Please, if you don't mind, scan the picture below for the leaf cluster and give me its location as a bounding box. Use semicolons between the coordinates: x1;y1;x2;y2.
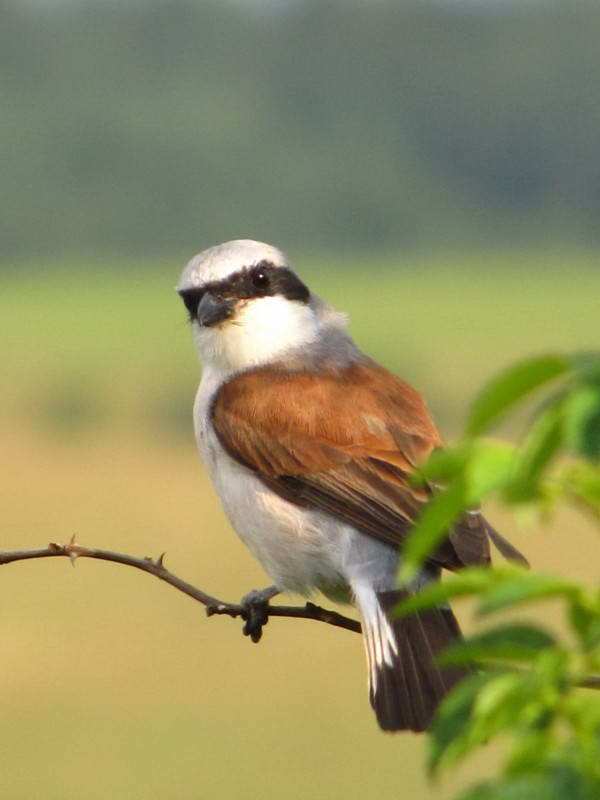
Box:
398;352;600;798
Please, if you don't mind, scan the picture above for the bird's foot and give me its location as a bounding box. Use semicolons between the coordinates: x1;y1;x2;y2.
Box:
240;586;280;643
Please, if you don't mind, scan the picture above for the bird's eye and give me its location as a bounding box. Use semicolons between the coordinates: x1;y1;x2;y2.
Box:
252;270;270;290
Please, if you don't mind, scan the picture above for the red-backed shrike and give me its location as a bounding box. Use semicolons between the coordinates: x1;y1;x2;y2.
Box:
177;240;525;732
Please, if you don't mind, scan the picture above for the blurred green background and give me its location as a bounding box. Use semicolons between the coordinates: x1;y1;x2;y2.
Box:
2;1;600;798
3;0;600;256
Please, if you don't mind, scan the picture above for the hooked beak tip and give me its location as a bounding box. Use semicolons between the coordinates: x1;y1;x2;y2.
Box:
197;293;235;327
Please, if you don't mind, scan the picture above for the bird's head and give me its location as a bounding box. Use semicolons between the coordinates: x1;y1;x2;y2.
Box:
177;240;332;374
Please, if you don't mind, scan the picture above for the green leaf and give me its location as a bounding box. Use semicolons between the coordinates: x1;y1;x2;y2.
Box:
568;596;600;652
570;351;600;384
456;774;578;800
477;573;579;616
395;567;500;616
564;385;600;462
439;623;556;665
559;463;600;518
506;728;553;773
412;444;469;486
464;439;516;503
399;477;467;582
428;671;496;775
401;440;515;582
471;672;526;729
505;405;564;502
466;354;571;437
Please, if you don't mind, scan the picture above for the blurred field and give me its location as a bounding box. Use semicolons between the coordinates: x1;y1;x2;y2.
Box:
1;250;600;799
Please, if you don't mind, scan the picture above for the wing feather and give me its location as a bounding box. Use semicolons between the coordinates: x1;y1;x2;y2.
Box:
211;360;505;570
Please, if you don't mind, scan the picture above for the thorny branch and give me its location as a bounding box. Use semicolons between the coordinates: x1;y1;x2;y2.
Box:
0;538;362;636
1;539;599;691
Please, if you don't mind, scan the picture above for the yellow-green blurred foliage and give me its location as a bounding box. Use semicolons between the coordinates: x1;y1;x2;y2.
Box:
1;250;599;799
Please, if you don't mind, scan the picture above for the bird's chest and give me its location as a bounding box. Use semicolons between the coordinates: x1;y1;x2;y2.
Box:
194;384;346;596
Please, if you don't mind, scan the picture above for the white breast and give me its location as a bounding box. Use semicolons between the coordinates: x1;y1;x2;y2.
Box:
193;369;351;596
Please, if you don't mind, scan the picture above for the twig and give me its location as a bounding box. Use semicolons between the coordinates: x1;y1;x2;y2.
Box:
0;538;362;635
2;539;599;692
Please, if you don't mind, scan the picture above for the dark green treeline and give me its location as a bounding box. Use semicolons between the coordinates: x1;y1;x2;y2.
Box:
2;0;599;258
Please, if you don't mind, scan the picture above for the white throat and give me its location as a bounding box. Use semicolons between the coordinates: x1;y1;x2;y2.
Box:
194;294;319;377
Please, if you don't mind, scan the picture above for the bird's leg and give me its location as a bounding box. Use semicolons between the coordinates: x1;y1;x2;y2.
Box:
240;585;280;643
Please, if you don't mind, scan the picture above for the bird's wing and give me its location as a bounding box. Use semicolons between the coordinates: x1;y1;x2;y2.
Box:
211;360;522;570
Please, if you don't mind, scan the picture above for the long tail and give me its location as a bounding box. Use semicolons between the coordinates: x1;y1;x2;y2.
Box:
354;586;468;732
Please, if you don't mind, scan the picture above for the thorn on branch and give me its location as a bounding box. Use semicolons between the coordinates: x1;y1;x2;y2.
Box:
64;534;81;566
3;539;600;692
2;540;359;640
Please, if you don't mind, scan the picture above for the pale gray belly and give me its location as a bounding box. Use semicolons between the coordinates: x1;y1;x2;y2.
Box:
196;406;398;597
205;439;350;594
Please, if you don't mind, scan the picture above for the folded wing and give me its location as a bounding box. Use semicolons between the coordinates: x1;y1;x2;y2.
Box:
211;359;525;571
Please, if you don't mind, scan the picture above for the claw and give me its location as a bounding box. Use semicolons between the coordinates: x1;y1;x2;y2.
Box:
240;586;279;644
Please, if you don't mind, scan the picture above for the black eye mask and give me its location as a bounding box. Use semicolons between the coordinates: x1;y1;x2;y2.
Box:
178;260;310;322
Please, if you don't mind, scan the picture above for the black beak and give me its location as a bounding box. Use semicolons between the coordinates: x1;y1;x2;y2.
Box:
197;292;235;327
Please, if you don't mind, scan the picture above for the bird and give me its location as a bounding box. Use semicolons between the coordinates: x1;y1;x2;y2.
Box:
176;239;526;733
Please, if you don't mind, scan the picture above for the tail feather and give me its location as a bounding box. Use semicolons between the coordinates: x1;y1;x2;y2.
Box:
356;587;467;732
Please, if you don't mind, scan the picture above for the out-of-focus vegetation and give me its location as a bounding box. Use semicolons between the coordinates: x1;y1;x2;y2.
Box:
2;254;600;799
2;0;600;257
399;352;600;799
